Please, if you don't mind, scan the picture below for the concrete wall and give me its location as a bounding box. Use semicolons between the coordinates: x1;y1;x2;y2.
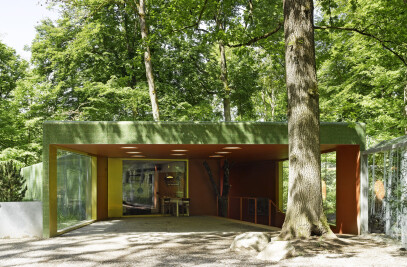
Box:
21;163;43;201
0;201;43;238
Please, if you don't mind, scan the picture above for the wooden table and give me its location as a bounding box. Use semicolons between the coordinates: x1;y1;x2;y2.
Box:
161;197;182;217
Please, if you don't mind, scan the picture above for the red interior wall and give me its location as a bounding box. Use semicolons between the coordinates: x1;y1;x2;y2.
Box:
334;145;360;235
229;160;277;200
188;159;220;215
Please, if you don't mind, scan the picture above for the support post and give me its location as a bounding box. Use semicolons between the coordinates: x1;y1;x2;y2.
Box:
255;198;258;224
91;156;97;220
48;146;57;237
227;196;230;218
240;197;242;221
216;195;219;216
360;154;369;234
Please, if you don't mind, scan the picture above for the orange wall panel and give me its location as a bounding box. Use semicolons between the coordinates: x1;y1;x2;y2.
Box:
188;159;220;216
97;156;108;220
335;145;360;235
229;161;277;200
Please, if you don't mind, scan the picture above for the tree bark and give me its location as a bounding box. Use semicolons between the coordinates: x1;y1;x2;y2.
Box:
215;1;231;122
279;0;335;239
269;87;276;121
219;41;231;121
137;0;160;121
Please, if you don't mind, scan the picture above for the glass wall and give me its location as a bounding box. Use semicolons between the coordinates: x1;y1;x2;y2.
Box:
57;150;92;231
122;160;186;215
368;149;407;248
321;151;337;225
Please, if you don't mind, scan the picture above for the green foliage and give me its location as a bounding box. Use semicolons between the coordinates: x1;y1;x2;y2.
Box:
0;160;27;201
0;0;406;164
0;42;27;99
321;152;337;224
316;0;407;141
0;41;29;154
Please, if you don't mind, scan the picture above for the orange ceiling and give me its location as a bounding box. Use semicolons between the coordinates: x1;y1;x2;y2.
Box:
55;144;339;161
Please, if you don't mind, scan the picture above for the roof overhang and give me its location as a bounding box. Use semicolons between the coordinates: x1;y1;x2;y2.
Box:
43;121;365;161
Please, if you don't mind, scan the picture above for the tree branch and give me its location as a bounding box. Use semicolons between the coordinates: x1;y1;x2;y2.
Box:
314;25;407;67
244;0;253;30
172;0;208;33
195;0;208;30
227;22;283;48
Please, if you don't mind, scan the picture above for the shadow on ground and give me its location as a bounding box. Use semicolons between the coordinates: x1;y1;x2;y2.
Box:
0;216;406;267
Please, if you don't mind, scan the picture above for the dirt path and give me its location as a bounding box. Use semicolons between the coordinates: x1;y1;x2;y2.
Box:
0;217;405;266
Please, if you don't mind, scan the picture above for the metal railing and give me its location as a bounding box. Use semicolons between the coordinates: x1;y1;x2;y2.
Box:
219;196;285;228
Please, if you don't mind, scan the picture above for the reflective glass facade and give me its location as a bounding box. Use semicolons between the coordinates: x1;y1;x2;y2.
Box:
57;150;93;231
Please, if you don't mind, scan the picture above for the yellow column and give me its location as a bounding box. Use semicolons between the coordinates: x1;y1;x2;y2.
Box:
92;156;97;220
186;160;189;198
108;158;123;217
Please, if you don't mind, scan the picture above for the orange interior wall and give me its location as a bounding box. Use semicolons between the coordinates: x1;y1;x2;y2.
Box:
334;145;360;235
97;156;108;220
229;160;277;200
158;172;186;197
188;159;220;216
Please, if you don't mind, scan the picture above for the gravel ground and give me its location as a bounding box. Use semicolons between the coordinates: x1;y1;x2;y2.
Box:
0;216;406;267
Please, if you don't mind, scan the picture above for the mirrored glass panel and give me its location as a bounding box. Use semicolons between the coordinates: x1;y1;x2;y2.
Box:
57;150;92;231
122;160;186;215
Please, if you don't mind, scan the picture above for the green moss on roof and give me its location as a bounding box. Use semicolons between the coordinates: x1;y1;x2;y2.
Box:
43;121;365;148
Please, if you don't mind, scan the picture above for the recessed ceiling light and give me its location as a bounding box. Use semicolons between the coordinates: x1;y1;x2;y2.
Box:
126;151;142;154
223;146;242;150
209;155;224;158
122;146;138;149
131;155;145;158
171;149;188;152
171;154;186;156
215;151;231;154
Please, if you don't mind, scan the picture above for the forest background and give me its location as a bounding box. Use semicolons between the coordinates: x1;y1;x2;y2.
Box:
0;0;406;167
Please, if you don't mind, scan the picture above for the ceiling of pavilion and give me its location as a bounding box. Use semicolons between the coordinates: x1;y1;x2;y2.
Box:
56;144;339;161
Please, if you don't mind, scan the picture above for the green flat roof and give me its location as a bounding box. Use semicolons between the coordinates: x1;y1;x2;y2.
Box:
43;121;365;149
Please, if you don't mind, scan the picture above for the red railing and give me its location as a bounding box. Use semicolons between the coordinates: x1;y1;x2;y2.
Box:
220;196;285;228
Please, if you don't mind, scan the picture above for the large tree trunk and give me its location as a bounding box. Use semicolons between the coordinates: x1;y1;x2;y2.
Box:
137;0;160;121
215;2;231;122
279;0;335;239
219;41;231;121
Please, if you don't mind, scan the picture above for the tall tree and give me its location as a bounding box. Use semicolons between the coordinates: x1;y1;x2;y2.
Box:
0;41;29;154
136;0;160;121
279;0;334;239
215;1;231;121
